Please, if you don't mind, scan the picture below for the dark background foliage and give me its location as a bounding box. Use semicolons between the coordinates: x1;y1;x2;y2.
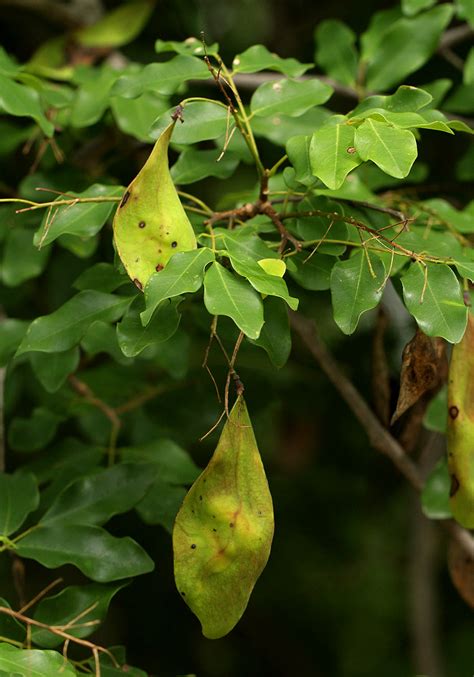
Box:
0;1;473;676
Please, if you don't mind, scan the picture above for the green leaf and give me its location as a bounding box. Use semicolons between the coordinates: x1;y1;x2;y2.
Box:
293;197;349;255
203;262;264;339
314;20;358;86
464;47;474;85
0;319;28;366
401;0;436;16
155;36;219;57
249;297;291;368
171;147;240;184
250;78;332;118
16;291;132;355
330;252;385;334
310;121;362;189
0;473;39;536
70;67;119;127
354;119;417;178
81;321;132;365
286;135;314;186
223;234;298;310
423;386;448;433
421;197;474;233
75;0;155;47
455;0;474;26
365;6;453;91
74;263;129;293
2;228;50;286
0;644;76;677
288;252;334;290
41;463;155;526
232;45;312;76
120;439;199;484
8;408;62;453
17;524;154;582
111;91;168;142
0;598;25;643
0;47;20;77
34;184;122;247
112;56;210;99
136;480;187;533
142;248;214;325
117;297;182;357
30;348;79;393
402;263;468;342
253;107;331;147
150;101;229;143
0;74;54;136
421;457;452;519
32;583;126;648
444;83;474;114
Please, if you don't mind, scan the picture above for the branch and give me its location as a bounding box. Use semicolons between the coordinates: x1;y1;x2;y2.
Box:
439;23;474;50
289;311;474;560
232;72;359;99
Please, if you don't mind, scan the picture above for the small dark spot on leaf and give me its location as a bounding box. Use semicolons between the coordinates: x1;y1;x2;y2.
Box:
449;405;459;420
450;474;460;497
155;264;164;272
120;190;130;208
203;479;206;483
258;510;262;515
138;221;146;228
199;495;203;501
212;515;215;518
229;522;234;528
133;278;143;291
171;241;178;248
212;528;217;532
191;544;196;549
180;591;186;596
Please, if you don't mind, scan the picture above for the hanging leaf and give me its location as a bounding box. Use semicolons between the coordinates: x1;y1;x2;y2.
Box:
173;396;274;639
391;329;446;424
0;473;39;536
447;313;474;528
330;252;385;334
402;263;467;343
113;121;197;291
75;0;155;48
314;20;358;86
203;262;264;339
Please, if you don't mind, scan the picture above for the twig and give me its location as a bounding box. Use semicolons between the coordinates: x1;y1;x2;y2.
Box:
439;23;474;50
68;375;121;466
0;606;116;664
224;331;245;416
289;311;474;560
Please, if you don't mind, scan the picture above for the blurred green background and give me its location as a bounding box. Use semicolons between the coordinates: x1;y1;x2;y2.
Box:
0;1;472;676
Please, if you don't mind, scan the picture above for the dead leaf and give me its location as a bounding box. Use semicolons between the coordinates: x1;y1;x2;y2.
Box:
391;329;446;425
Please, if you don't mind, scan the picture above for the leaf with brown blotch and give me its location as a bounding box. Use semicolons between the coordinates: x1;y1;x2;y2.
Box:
113;120;196;292
391;329;446;425
448;538;474;609
447;313;474;528
173;396;274;639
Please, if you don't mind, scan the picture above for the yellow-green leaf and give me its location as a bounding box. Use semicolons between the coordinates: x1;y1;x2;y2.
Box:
173;396;274;639
113;121;197;290
257;258;286;277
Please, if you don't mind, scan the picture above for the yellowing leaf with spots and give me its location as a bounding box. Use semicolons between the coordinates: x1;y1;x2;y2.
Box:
448;313;474;528
173;396;274;639
113;120;196;290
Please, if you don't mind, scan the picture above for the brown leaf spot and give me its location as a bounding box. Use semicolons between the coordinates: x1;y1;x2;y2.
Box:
449;405;459;420
155;264;164;272
120;190;130;208
347;146;357;154
171;241;178;248
191;544;196;549
450;474;460;497
138;221;146;228
229;522;234;528
133;278;143;291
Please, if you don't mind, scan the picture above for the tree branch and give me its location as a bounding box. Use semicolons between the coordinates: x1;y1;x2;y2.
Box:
289;311;474;560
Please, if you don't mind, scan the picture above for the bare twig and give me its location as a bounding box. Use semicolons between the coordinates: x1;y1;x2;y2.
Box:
439;23;474;50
